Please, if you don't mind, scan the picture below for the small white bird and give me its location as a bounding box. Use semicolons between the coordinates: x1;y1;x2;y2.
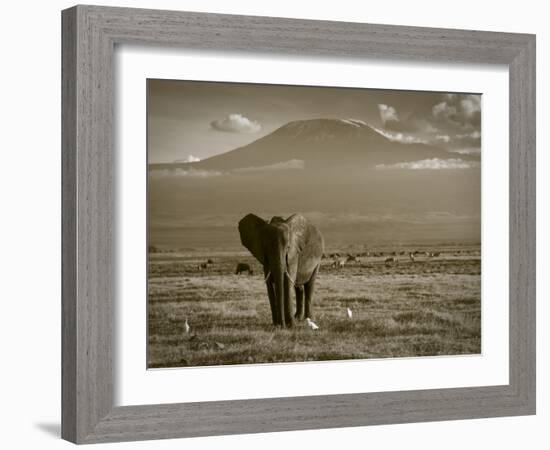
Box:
306;318;319;330
347;308;353;319
184;318;190;334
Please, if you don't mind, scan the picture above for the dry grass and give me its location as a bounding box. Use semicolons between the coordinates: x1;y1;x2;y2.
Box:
147;247;481;368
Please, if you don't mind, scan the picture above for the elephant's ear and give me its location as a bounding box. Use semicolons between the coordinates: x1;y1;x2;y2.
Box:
238;214;267;265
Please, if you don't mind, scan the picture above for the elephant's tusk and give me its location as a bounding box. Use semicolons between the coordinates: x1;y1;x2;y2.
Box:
284;270;296;287
264;270;295;285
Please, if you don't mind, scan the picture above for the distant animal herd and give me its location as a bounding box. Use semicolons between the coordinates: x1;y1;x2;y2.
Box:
182;248;448;276
148;246;460;278
325;250;442;268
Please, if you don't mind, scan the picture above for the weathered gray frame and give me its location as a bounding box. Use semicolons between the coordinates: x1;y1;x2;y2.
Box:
61;4;536;444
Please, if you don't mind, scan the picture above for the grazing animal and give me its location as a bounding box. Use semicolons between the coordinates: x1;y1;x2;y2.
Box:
346;254;359;263
385;257;398;265
198;259;214;270
332;258;346;269
184;318;190;334
306;318;319;330
239;213;324;328
347;308;353;319
235;262;254;275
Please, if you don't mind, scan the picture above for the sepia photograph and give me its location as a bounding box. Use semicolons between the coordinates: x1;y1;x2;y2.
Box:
147;79;482;368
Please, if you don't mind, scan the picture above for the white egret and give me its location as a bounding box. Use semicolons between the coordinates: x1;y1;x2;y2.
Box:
184;318;190;334
306;318;319;330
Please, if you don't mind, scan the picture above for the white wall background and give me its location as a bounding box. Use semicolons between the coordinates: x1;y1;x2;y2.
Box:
0;0;546;448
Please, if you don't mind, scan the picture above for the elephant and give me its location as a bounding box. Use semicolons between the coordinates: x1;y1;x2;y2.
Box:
235;262;254;275
238;213;324;328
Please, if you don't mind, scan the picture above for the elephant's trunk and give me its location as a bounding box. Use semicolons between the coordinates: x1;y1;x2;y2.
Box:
272;262;286;327
271;248;295;328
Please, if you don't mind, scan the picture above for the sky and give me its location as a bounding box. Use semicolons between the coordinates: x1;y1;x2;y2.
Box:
147;79;481;164
147;80;482;248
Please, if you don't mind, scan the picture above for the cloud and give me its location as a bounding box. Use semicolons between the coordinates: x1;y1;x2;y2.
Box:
372;127;428;144
455;131;481;139
233;159;305;173
450;130;481;151
375;94;481;146
378;104;399;124
431;94;481;129
447;148;481;155
460;95;481;118
149;168;223;178
376;158;480;170
378;105;436;134
210;113;262;133
173;155;201;163
432;102;458;119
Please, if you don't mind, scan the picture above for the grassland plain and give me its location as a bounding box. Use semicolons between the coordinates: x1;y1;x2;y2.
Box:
147;245;481;368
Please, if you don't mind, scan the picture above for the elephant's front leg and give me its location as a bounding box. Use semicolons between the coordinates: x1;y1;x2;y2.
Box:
294;286;305;321
266;280;279;326
304;265;319;320
283;275;294;328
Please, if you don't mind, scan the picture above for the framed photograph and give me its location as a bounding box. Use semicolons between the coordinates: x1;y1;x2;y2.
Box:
62;5;536;444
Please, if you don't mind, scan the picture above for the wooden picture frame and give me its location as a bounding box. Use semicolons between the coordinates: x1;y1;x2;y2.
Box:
61;5;536;444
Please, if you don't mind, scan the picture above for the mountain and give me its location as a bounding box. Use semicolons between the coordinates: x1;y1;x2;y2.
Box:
147;118;481;248
149;118;478;172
